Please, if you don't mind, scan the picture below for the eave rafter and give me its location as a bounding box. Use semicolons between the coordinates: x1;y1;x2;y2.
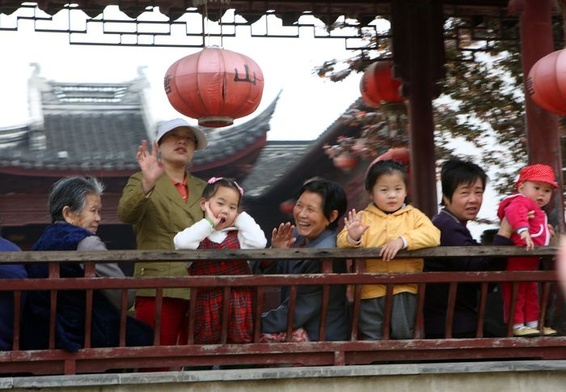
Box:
0;1;528;51
2;1;392;21
0;1;514;24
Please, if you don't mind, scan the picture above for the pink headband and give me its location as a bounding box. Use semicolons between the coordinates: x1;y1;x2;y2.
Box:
208;177;244;196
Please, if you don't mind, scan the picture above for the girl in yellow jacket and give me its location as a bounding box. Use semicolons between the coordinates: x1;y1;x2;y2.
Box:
338;159;440;340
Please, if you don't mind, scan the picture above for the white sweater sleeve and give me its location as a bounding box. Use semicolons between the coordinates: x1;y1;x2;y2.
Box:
235;211;267;249
173;219;215;250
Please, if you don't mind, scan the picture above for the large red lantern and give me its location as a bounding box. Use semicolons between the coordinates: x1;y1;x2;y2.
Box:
526;49;566;116
360;61;404;107
164;47;264;128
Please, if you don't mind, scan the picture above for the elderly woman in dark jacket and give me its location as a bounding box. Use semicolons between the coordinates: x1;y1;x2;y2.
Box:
0;229;27;351
21;176;153;352
255;178;350;341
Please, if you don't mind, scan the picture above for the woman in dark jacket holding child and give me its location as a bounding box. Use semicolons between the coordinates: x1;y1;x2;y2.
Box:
423;159;514;339
21;176;153;352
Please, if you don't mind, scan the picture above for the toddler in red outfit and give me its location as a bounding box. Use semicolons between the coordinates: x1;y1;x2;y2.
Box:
497;164;558;337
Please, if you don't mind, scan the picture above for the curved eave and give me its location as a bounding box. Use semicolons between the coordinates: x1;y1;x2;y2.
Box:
193;134;267;172
192;92;279;168
248;98;363;201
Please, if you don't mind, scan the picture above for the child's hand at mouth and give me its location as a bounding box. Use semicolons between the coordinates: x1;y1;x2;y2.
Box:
203;201;221;228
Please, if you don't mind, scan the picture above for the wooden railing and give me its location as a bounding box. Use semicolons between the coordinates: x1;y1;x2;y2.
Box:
0;246;564;375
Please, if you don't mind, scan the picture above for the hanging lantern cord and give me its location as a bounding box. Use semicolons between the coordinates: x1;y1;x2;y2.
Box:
204;2;210;47
193;0;229;48
219;1;224;48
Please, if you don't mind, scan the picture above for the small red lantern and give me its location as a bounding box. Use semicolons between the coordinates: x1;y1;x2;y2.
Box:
360;61;404;107
279;199;295;215
526;49;566;115
164;47;265;128
368;147;411;177
333;152;359;171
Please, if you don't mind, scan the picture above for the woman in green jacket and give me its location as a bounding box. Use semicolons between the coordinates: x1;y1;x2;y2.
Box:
118;118;208;347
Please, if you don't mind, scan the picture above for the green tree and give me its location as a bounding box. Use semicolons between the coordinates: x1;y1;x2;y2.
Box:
435;42;527;198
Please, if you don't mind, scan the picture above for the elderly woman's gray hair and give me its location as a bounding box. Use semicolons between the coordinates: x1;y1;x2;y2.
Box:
48;177;105;223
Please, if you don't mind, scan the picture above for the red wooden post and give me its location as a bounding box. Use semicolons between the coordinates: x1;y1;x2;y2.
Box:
521;0;565;232
391;0;444;218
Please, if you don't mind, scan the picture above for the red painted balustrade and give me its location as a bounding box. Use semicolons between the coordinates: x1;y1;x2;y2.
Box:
0;246;563;375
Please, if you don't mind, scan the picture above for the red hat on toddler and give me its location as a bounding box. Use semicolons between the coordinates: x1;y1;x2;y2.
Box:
515;163;559;189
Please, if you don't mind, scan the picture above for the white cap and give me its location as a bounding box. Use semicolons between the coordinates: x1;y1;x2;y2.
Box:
155;118;208;151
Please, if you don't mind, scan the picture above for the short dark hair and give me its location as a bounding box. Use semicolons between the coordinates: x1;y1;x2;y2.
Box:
365;159;408;192
49;177;104;222
297;178;347;230
440;159;487;205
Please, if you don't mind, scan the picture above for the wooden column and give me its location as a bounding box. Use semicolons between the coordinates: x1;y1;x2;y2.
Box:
520;0;565;232
391;0;445;218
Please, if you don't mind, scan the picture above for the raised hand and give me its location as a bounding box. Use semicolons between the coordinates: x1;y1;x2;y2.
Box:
343;209;369;243
136;140;164;194
271;222;296;249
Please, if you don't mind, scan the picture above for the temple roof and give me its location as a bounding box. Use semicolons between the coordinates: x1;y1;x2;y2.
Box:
0;68;278;184
241;140;311;198
0;68;282;227
0;59;368;231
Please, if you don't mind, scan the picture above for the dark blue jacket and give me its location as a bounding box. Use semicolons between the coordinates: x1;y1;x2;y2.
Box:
256;229;351;341
21;223;153;352
0;236;26;351
423;209;512;337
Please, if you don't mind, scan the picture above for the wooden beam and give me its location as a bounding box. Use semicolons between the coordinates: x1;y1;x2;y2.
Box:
520;0;565;232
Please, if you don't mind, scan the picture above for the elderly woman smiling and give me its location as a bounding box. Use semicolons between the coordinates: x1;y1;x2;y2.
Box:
255;178;350;342
21;176;152;352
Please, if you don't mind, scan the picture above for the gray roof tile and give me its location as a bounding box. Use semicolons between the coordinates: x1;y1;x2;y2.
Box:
0;77;279;175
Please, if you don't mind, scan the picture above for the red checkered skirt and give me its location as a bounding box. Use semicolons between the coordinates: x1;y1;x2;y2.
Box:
189;232;256;344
